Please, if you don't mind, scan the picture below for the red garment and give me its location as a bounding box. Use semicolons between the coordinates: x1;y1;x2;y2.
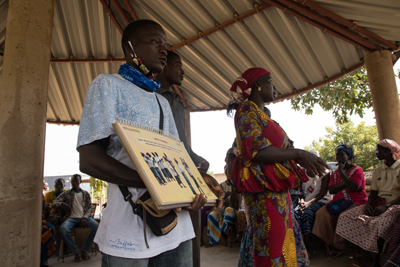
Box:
230;101;307;267
328;165;368;205
231;101;307;193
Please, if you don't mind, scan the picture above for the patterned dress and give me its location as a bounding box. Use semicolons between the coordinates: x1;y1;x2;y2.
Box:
230;101;307;267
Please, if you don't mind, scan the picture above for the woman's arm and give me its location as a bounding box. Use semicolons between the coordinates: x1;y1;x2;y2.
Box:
329;183;347;194
337;163;358;192
364;190;378;216
253;146;328;177
309;173;330;203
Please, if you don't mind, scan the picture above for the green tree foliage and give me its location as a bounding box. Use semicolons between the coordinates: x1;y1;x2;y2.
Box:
304;121;380;171
291;68;372;124
90;177;107;205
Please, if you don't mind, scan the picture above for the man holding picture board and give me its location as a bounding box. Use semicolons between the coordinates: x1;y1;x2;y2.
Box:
77;20;222;267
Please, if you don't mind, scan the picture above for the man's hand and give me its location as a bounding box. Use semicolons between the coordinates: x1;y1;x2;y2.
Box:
197;157;210;174
364;203;374;216
176;194;207;213
61;203;71;213
80;218;88;229
202;173;224;210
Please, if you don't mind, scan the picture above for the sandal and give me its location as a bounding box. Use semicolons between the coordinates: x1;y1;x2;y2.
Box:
329;250;343;258
81;252;90;261
74;253;82;262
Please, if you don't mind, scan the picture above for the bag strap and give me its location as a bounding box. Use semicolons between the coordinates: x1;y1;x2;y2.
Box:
118;185;139;214
155;94;164;130
118;93;164;249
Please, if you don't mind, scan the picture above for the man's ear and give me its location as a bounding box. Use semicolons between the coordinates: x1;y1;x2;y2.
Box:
123;42;135;56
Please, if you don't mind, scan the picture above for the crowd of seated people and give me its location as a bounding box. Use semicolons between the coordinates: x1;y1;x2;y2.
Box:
291;140;400;267
40;174;99;265
219;132;400;267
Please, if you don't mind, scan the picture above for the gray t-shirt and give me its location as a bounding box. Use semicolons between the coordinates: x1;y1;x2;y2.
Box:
156;88;201;164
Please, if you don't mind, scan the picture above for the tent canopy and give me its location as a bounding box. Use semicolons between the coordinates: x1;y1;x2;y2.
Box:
0;0;399;124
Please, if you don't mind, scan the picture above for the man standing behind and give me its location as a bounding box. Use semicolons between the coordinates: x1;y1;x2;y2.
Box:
156;51;222;267
51;174;99;262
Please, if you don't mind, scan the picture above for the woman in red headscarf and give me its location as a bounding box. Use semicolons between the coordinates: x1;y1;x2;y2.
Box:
226;68;328;267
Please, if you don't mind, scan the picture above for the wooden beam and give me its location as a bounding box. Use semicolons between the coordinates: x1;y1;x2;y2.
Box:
51;57;125;63
99;0;123;34
263;0;372;52
273;61;365;102
47;120;79;126
170;3;272;51
299;0;398;50
110;0;131;25
186;110;191;146
191;107;227;112
122;0;139;21
273;0;381;51
173;85;192;112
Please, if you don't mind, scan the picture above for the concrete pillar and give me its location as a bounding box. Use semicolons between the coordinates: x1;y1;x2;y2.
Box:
186;109;191;146
0;0;54;266
364;50;400;144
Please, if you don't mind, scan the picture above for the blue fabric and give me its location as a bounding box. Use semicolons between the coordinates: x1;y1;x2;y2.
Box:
207;208;236;245
101;240;192;267
77;73;178;156
59;217;99;254
118;63;161;92
300;201;325;238
336;143;355;160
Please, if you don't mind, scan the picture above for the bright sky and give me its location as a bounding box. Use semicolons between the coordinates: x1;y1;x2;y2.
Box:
43;62;400;177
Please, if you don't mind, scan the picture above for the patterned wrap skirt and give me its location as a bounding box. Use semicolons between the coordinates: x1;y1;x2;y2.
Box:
336;205;400;253
387;218;400;266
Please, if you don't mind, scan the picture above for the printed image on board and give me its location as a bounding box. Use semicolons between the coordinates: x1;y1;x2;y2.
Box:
113;120;217;209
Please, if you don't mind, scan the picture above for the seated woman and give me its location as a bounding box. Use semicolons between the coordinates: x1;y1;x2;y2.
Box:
227;68;328;267
336;139;400;267
207;145;244;246
297;150;332;245
312;143;368;257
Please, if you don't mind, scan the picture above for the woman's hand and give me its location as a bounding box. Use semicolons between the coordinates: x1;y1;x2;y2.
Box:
337;162;345;172
296;150;329;177
364;203;374;216
373;204;388;216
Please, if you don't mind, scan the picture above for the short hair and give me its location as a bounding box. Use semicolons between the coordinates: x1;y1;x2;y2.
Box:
55;178;65;186
71;174;81;183
166;50;181;65
121;19;162;55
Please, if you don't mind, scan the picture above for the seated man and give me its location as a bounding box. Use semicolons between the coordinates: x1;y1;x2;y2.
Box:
44;178;66;225
51;174;99;262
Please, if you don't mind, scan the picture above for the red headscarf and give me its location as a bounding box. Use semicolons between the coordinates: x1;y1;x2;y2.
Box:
229;68;270;105
378;139;400;160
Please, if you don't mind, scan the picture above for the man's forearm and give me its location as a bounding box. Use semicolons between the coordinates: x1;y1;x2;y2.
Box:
79;142;146;188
